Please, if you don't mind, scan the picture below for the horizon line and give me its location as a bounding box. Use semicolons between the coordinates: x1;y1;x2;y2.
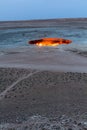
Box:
0;17;87;22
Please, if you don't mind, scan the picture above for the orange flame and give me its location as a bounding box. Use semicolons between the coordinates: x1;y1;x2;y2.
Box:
36;42;59;47
29;38;72;47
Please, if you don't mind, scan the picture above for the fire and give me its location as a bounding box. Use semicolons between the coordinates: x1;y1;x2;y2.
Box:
29;38;72;47
36;42;59;47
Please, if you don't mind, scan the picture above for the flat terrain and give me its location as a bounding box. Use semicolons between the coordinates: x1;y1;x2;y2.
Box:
0;18;87;29
0;68;87;124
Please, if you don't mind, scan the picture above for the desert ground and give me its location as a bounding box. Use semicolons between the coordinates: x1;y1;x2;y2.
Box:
0;47;87;129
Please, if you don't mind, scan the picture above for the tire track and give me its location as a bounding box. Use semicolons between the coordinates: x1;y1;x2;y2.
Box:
0;70;40;100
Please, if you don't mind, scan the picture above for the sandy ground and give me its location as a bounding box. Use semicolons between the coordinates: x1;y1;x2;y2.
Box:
0;18;87;29
0;47;87;129
0;68;87;129
0;46;87;72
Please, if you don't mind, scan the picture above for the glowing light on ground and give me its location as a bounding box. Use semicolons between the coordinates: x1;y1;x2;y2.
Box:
29;38;72;47
36;42;59;47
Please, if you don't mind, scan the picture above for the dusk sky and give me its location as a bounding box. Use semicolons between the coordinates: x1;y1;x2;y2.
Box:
0;0;87;21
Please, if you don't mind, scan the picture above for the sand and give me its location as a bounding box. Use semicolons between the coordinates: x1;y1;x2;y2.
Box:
0;47;87;129
0;68;87;129
0;46;87;72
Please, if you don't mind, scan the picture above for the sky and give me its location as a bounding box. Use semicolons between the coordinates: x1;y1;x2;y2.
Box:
0;0;87;21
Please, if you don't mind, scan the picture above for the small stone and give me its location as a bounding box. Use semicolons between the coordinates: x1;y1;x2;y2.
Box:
68;128;72;130
78;122;82;126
